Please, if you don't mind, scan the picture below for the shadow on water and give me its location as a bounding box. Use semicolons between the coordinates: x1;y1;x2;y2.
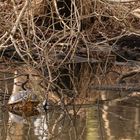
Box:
1;71;140;140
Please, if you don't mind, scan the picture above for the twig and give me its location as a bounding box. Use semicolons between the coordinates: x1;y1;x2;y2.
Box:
0;0;29;45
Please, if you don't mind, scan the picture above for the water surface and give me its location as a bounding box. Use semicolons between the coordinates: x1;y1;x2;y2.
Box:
1;72;140;140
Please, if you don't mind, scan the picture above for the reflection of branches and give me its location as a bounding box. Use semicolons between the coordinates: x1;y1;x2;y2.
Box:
97;99;104;140
48;113;65;139
46;105;87;140
52;114;64;132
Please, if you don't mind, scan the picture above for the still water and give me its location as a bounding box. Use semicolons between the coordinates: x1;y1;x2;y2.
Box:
1;100;140;140
1;72;140;140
